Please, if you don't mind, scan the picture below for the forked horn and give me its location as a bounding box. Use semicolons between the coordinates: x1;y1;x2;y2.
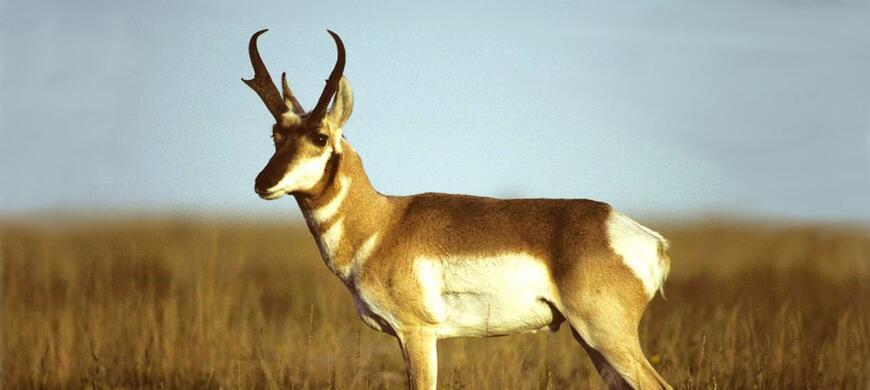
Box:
242;29;287;121
307;30;346;124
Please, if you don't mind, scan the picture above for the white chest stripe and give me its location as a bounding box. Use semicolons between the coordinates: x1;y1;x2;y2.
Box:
350;232;380;273
317;218;345;272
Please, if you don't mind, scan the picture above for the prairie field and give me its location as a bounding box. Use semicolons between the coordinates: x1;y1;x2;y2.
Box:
1;217;868;389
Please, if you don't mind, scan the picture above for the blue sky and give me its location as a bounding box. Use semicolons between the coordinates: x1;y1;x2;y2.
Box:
1;1;869;221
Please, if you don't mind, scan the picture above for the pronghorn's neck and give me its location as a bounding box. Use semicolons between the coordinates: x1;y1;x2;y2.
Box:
296;139;392;279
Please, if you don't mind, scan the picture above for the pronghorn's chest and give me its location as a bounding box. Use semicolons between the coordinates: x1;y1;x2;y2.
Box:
348;280;398;336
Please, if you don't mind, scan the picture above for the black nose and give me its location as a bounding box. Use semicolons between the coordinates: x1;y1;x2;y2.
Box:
254;169;279;194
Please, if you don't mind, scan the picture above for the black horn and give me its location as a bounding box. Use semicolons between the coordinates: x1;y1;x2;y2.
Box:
242;29;287;121
307;30;346;124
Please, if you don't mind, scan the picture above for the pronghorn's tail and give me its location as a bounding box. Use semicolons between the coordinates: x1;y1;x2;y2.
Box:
655;236;671;298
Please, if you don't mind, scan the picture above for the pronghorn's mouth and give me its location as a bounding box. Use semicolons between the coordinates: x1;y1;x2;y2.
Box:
256;187;286;200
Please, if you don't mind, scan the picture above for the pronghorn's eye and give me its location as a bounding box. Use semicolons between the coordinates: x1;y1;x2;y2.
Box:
312;133;329;147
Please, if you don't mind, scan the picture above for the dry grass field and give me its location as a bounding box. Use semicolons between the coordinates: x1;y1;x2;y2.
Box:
1;217;867;389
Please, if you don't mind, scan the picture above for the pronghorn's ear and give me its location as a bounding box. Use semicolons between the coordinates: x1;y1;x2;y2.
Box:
326;76;353;130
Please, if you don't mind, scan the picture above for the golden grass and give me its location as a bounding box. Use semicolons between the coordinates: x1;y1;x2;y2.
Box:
1;218;867;389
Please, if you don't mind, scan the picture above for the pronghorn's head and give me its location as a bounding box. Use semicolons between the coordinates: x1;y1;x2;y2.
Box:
244;29;353;200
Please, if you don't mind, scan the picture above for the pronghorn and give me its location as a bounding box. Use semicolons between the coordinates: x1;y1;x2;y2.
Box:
244;29;672;390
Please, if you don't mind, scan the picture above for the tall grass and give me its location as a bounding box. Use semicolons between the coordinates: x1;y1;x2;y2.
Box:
1;218;867;388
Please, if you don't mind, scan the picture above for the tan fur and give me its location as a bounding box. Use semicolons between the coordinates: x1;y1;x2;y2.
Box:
289;142;671;389
247;39;671;389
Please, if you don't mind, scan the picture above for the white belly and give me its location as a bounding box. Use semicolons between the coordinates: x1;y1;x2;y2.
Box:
416;253;560;339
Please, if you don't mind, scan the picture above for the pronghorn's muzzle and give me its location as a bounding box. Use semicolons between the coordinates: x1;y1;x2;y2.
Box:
254;162;284;199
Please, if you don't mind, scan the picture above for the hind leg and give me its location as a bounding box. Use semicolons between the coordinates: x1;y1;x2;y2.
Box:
562;299;671;390
570;327;634;389
569;325;670;390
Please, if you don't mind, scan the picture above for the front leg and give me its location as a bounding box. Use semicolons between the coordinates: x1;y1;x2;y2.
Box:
397;327;438;390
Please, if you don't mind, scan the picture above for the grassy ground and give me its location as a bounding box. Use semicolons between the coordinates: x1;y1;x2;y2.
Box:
1;218;867;389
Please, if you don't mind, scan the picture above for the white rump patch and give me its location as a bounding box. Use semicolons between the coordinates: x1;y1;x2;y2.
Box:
414;254;558;339
606;211;667;298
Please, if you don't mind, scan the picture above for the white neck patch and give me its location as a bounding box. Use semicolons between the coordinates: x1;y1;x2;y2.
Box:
312;176;350;223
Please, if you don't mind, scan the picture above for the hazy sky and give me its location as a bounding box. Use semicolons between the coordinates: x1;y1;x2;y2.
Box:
1;0;869;221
